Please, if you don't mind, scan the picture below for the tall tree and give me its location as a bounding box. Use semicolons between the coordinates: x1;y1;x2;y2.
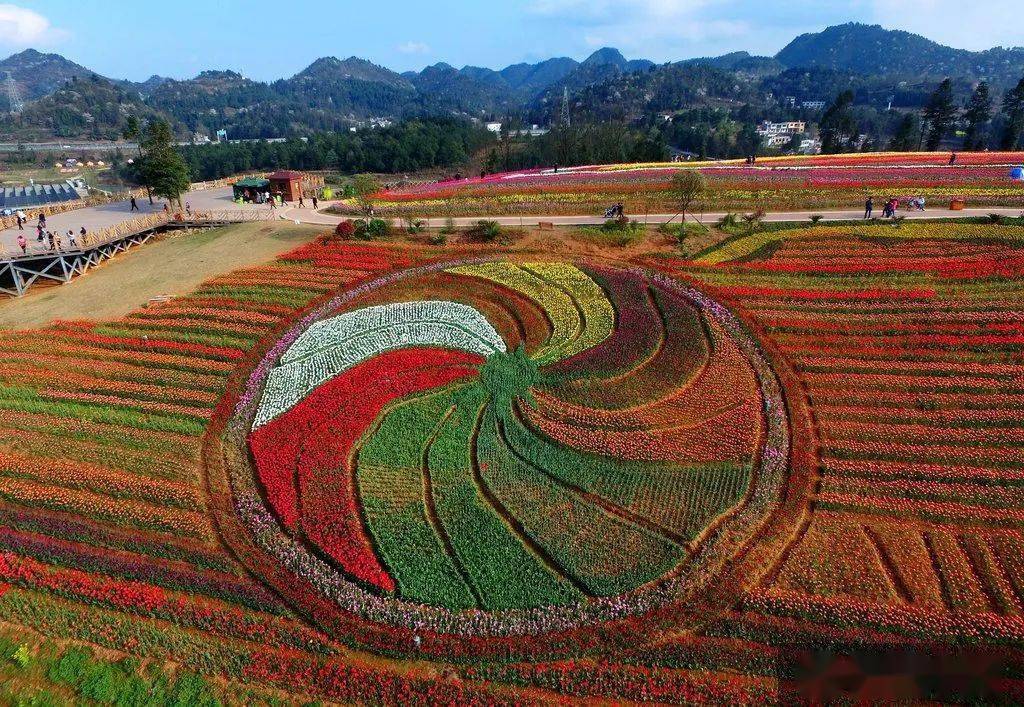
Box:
923;79;957;151
962;82;993;150
123;114;153;204
352;174;381;217
889;114;920;151
139;119;191;207
1001;77;1024;150
819;91;856;154
667;171;707;226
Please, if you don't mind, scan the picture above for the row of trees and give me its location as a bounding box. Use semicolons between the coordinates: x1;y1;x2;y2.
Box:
177;119;494;181
485;123;667;172
821;76;1024;153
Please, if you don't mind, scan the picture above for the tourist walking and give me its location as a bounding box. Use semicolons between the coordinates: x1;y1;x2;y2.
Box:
185;202;192;217
47;232;55;251
130;196;139;212
15;213;23;230
67;229;77;248
38;213;46;229
864;196;873;219
298;194;305;208
80;227;87;243
16;234;26;254
949;152;957;165
36;224;43;242
312;195;319;210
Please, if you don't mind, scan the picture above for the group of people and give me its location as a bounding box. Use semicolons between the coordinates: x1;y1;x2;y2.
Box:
864;196;926;219
603;202;626;218
11;212;87;255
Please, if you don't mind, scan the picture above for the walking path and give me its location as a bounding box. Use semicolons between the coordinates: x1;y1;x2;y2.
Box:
3;185;1023;254
284;204;1024;228
0;187;260;254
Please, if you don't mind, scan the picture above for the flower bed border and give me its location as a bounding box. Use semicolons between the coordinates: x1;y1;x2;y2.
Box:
203;255;815;660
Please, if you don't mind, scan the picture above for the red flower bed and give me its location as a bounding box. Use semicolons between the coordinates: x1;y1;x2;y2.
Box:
248;347;483;591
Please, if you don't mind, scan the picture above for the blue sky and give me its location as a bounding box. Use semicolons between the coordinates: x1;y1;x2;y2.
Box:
0;0;1020;81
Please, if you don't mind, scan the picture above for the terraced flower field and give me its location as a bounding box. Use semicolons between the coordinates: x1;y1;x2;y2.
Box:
1;220;1024;703
365;151;1024;216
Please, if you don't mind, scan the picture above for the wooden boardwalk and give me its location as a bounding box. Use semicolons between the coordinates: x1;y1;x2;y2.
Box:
0;209;273;297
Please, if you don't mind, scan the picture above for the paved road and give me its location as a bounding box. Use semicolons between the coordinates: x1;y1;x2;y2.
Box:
285;204;1024;228
3;186;1023;256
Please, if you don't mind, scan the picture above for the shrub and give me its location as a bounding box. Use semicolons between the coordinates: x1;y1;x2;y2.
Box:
365;218;391;239
718;213;739;229
592;217;645;247
429;233;448;246
809;214;824;224
334;220;357;239
988;213;1005;224
348;218;391;240
469;220;505;243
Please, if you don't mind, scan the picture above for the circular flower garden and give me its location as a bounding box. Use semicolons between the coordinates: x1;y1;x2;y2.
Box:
215;258;792;648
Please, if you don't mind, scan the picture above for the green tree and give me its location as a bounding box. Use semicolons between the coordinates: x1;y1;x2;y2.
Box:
1001;77;1024;150
820;90;856;153
962;82;993;150
352;174;381;216
667;170;707;225
923;78;957;151
122;114;153;204
139;119;191;207
889;113;920;151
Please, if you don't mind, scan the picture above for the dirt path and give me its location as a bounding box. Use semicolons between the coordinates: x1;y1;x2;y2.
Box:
0;221;321;329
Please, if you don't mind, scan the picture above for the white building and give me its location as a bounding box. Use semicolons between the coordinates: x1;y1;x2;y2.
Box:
512;124;549;137
757;120;806;136
485;122;503;134
756;120;806;148
801;100;826;111
799;138;822;155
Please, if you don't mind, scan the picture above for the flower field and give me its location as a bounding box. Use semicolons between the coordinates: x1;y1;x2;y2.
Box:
1;221;1024;702
362;151;1024;216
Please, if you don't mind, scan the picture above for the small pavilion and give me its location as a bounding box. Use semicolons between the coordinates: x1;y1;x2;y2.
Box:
232;177;270;203
267;171;305;202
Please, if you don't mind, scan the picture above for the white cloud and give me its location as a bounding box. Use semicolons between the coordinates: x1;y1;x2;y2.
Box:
397;41;431;55
865;0;1022;50
527;0;751;60
0;4;68;48
528;0;1024;60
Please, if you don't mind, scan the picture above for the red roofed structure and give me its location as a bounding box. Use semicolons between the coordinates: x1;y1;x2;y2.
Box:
268;170;305;202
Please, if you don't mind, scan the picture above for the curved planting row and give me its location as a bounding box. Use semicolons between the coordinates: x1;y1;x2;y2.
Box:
217;257;791;645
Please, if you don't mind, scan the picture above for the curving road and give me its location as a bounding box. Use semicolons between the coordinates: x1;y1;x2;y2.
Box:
3;185;1023;255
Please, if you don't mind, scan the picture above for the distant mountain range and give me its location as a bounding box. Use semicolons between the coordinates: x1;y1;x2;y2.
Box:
0;23;1022;141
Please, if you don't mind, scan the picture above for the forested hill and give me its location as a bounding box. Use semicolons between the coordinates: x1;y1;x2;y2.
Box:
2;23;1024;141
777;23;1024;87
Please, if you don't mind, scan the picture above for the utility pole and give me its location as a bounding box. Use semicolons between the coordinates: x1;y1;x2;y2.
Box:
561;87;571;128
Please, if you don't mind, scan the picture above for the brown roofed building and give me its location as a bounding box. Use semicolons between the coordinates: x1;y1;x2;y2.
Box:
267;170;304;202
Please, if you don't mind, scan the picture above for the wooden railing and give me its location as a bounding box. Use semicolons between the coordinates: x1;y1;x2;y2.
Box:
0;207;273;260
0;173;270;231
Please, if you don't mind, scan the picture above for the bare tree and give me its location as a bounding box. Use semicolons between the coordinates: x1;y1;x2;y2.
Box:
667;170;707;226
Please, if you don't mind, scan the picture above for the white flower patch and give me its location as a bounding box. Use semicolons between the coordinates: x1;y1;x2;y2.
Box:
253;301;506;428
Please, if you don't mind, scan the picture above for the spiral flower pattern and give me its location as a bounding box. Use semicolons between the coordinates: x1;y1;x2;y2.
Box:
238;259;778;617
